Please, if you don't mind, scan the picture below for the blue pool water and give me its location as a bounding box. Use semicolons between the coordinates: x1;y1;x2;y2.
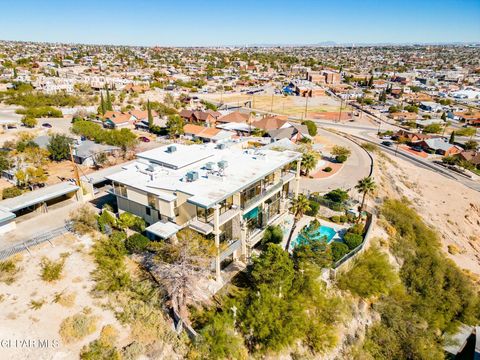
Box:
291;225;337;249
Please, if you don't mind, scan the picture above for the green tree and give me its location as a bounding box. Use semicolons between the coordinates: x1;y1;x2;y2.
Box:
449;131;455;144
330;242;349;262
355;176;376;212
285;194;311;251
464;140;478;150
48;134;72;161
301;120;317;136
165;114;184;139
261;225;283;245
125;233;149;254
423;123;443;134
251;243;294;291
99;92;106;115
105;86;113;111
147;99;153;129
301;151;318;176
441;112;447;121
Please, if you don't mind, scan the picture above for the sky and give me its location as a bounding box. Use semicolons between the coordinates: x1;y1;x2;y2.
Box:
0;0;479;46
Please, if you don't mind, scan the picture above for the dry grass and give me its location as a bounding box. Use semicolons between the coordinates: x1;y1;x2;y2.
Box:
40;257;65;282
0;254;22;285
59;309;98;344
52;290;77;308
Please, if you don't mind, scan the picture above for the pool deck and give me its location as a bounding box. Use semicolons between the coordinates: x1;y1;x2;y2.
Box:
283;215;349;251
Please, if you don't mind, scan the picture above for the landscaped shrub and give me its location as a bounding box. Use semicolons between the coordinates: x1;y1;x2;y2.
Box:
323;167;332;172
125;233;150;254
348;223;364;235
261;225;284;245
344;233;363;250
59;310;98;344
330;242;349;262
305;200;320;217
335;154;348;163
2;186;23;199
80;325;121;360
40;257;65;282
118;212;145;232
98;210;117;234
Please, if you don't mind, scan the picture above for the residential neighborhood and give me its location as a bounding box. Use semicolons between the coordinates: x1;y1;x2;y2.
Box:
0;2;479;359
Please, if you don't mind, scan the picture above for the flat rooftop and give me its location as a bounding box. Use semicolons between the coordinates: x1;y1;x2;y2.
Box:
107;141;301;208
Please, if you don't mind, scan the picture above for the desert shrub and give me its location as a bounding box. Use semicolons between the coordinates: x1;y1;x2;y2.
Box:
302;120;317;136
70;204;99;234
40;257;65;282
29;298;46;310
59;310;98;344
125;233;149;254
52;291;76;308
2;186;23;199
0;256;21;284
92;232;130;293
362;143;378;152
80;325;121;360
122;342;145;360
21;115;37;128
344;233;363;250
261;225;284;245
323;166;332;172
348;223;364;235
305;200;320;217
330;242;349;262
338;246;397;299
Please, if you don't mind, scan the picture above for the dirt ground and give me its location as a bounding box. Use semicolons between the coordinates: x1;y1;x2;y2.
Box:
373;151;480;277
0;233;130;359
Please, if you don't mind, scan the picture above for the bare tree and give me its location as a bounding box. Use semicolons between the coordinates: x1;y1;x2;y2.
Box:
150;229;215;319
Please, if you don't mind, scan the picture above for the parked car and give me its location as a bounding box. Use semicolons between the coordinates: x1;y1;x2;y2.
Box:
411;145;423;152
7;125;17;129
381;141;393;147
138;136;150;143
42;123;52;128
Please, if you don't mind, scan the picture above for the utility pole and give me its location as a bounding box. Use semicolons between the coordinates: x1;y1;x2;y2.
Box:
338;97;344;123
69;144;81;186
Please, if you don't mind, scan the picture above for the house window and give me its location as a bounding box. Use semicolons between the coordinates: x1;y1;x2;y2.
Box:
219;196;234;215
241;181;262;208
219;220;233;244
147;193;156;209
146;207;151;216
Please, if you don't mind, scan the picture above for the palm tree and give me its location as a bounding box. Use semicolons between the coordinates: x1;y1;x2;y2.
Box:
285;194;311;251
355;176;376;213
301;151;318;176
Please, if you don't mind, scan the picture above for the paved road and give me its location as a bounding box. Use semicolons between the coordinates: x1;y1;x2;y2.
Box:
299;128;372;194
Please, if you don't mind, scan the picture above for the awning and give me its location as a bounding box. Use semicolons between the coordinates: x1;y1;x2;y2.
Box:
146;221;181;239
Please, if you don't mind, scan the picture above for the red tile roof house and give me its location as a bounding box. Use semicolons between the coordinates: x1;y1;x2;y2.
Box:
417;138;462;156
103;111;136;129
394;130;432;143
179;110;220;127
455;150;480;169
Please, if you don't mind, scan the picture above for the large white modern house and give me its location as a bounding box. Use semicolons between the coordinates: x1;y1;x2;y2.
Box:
106;141;302;281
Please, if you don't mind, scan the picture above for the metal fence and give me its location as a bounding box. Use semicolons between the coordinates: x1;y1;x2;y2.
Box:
0;222;73;261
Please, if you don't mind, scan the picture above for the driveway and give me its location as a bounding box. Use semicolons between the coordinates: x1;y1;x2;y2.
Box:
299;129;372;194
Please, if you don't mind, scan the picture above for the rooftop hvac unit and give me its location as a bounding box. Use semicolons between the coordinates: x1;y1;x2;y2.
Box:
166;145;177;153
216;143;226;150
218;160;228;169
205;162;215;170
186;171;199;182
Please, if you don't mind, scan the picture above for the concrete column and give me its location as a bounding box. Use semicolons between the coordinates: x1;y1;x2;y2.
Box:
240;221;248;262
213;205;222;283
294;160;301;198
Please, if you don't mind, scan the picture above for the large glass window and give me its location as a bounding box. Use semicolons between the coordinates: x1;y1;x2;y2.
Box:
265;172;275;186
196;206;214;223
113;182;127;197
241;181;262;208
219;196;234;215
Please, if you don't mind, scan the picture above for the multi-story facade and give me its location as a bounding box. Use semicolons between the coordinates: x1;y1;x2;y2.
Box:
106;141;302;281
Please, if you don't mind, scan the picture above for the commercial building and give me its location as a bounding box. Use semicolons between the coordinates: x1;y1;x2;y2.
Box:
106;141;302;281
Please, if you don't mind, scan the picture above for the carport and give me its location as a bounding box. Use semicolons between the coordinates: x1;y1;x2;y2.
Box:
0;182;80;223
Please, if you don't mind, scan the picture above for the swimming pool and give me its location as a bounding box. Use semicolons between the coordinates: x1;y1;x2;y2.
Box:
290;225;337;249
